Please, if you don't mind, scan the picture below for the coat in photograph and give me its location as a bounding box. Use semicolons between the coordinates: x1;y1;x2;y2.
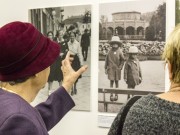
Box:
105;48;125;80
124;59;142;86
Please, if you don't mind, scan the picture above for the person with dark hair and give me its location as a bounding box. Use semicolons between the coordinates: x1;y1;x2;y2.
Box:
47;31;54;41
68;32;83;95
67;23;81;42
47;30;63;95
0;21;87;134
58;30;69;85
81;29;90;61
68;25;76;33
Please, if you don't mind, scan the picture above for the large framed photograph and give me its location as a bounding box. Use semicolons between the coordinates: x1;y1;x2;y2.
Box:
98;0;166;114
29;5;91;111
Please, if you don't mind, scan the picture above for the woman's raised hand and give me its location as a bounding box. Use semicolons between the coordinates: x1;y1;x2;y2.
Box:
61;51;88;92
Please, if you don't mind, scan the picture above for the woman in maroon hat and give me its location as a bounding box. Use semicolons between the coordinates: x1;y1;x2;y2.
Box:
0;21;87;134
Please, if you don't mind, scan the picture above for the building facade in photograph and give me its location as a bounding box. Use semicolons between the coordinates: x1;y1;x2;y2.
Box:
101;11;149;40
29;5;91;112
29;7;64;35
29;7;91;36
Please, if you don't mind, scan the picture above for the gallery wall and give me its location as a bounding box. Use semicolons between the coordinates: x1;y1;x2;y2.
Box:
0;0;175;135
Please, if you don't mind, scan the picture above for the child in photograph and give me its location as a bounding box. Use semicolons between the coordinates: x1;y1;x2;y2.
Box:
105;36;125;88
124;46;142;89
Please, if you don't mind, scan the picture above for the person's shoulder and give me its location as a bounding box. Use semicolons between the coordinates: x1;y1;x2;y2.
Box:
0;92;22;109
0;112;40;135
0;93;25;123
106;49;112;55
0;92;33;116
133;94;161;107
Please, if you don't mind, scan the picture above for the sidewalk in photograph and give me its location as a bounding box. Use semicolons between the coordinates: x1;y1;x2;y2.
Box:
32;48;91;112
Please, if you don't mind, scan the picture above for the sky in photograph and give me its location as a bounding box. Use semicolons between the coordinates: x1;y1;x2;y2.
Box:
100;0;166;21
63;5;91;20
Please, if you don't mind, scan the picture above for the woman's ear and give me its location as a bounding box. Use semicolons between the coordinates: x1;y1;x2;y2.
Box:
167;60;172;81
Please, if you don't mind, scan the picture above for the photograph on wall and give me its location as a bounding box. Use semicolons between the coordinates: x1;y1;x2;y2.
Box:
98;0;166;113
176;0;180;25
29;5;91;111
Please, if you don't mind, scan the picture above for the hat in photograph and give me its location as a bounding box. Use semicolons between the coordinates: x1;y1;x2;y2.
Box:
109;36;121;45
128;46;139;54
0;21;60;81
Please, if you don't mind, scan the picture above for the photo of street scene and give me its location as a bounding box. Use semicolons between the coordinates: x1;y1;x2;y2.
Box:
98;0;166;113
29;5;91;111
176;0;180;25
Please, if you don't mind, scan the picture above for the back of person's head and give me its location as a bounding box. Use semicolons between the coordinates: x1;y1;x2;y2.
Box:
162;24;180;83
0;21;60;83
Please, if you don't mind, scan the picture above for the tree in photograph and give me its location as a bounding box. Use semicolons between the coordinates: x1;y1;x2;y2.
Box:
99;22;104;40
145;25;154;41
145;2;166;41
99;15;107;40
99;15;110;40
176;0;180;25
107;28;113;40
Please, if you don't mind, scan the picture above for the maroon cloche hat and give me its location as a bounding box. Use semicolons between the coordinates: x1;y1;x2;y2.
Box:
0;21;60;81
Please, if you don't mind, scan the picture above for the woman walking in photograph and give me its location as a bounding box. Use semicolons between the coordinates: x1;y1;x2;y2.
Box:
68;32;84;95
47;30;65;95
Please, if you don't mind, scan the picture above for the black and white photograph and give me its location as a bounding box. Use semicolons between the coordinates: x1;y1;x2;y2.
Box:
29;5;91;111
176;0;180;25
98;0;166;113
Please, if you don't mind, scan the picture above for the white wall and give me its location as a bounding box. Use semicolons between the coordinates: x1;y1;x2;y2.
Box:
0;0;175;134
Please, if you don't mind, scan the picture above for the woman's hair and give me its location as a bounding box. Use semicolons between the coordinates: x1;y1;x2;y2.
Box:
0;76;31;86
8;77;31;85
162;24;180;83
